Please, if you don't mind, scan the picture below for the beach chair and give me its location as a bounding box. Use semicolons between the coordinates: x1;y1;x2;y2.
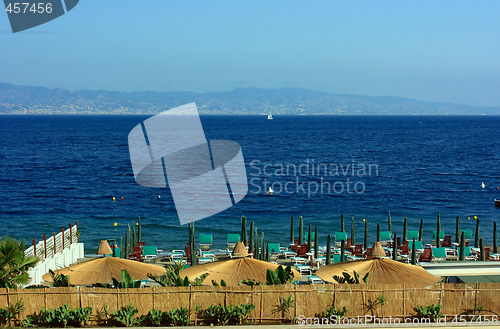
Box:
304;232;316;246
400;241;409;255
142;246;157;259
199;234;213;251
306;275;324;284
227;234;240;251
432;247;447;261
407;230;419;240
408;240;423;250
379;231;392;247
432;231;445;246
171;250;184;262
457;247;477;261
295;264;312;275
334;232;347;248
333;254;344;263
442;235;452;248
461;230;472;242
419;248;432;262
353;244;364;257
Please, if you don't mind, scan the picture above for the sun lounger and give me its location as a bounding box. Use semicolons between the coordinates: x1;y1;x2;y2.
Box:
295;264;313;275
199;234;213;251
171;250;184;262
268;243;281;254
408;240;423;250
442;235;452;247
432;247;447;261
227;234;240;251
407;230;419;240
291;257;307;265
457;247;477;261
142;246;157;259
307;275;324;284
419;248;432;262
379;231;392;247
334;232;347;248
197;257;213;264
282;250;296;259
432;231;445;246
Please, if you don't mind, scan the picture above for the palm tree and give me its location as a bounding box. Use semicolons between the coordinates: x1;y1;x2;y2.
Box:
0;237;39;288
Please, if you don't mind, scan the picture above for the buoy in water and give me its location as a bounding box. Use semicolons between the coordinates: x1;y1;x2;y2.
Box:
112;197;116;202
121;197;124;200
158;195;161;198
113;222;117;226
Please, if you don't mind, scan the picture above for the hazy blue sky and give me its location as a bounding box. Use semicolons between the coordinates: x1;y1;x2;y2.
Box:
1;1;500;107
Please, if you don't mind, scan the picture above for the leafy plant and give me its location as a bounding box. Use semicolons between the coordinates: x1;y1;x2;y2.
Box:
316;306;348;319
272;295;295;321
96;304;111;326
164;307;190;326
203;304;255;325
49;269;72;287
54;304;72;327
0;237;39;288
140;309;164;327
112;303;140;327
413;303;442;322
211;279;227;286
21;315;36;327
37;307;57;327
363;294;388;319
112;269;141;288
333;270;369;284
0;299;25;326
266;265;295;285
238;279;264;286
70;306;93;326
147;262;207;286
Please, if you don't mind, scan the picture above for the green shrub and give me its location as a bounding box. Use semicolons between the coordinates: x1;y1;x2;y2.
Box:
21;315;36;327
0;300;24;326
316;306;348;319
203;304;255;325
112;303;140;327
70;306;93;326
164;307;190;326
140;309;164;327
413;304;442;322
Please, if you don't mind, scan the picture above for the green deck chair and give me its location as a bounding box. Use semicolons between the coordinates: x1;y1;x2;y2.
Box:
268;243;281;254
143;246;157;259
199;234;213;251
408;240;423;250
227;233;240;250
407;230;419;240
432;247;447;260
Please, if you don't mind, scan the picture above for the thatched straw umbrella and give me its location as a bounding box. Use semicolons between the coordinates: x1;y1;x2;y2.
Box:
180;241;301;286
43;240;166;285
316;242;439;286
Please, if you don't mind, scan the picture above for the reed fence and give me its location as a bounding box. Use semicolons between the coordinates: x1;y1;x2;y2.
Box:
1;283;499;325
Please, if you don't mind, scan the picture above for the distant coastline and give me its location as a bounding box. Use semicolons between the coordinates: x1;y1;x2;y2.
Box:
1;83;499;115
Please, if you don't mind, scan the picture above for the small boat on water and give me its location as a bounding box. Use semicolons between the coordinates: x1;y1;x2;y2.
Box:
495;199;500;207
267;187;274;195
267;114;273;120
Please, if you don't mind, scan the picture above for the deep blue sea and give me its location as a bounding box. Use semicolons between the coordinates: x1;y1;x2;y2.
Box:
1;115;499;253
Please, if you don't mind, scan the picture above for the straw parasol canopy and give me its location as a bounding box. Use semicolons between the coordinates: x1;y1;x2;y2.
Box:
180;241;300;286
368;241;386;258
316;245;439;286
96;240;112;255
232;241;249;257
42;257;166;285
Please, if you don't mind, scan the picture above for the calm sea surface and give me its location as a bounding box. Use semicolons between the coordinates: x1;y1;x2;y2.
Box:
1;115;499;253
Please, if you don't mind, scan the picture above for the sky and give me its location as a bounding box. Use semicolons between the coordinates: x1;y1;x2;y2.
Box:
1;1;500;107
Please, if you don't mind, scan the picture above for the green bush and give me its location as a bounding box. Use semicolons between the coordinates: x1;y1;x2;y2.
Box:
316;306;348;319
112;303;140;327
140;309;163;327
203;304;255;325
0;300;24;326
164;307;190;326
413;303;442;322
35;304;93;328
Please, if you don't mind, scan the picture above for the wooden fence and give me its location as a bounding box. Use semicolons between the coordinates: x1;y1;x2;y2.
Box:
1;283;499;325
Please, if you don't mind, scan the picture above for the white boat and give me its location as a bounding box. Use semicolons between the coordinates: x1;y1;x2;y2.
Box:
267;114;273;120
267;187;274;195
481;182;486;189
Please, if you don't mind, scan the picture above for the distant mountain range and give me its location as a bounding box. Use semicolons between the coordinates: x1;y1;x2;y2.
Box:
1;83;499;115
